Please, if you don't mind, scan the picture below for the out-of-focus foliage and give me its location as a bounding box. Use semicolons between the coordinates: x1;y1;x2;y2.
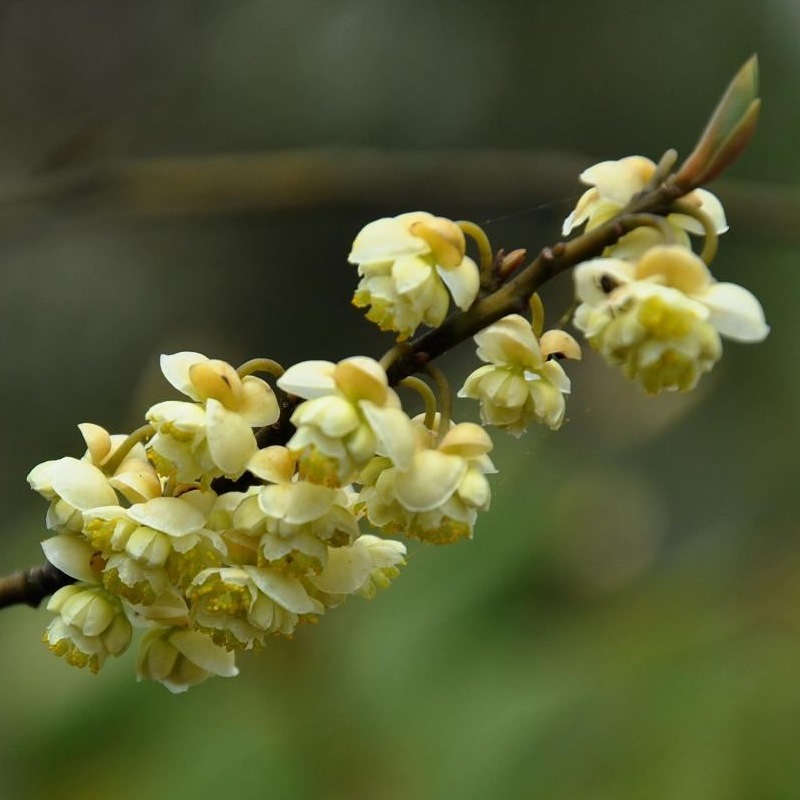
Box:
1;1;798;798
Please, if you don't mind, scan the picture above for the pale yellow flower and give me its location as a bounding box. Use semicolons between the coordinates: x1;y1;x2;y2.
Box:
44;585;132;673
278;356;416;486
188;565;323;650
309;534;406;601
459;314;581;434
359;418;495;545
562;156;728;259
27;456;119;534
136;627;238;693
147;352;279;482
574;244;769;392
83;492;224;605
233;480;359;576
349;212;480;340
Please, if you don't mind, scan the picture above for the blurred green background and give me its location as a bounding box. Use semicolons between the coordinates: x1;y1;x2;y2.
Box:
0;2;798;799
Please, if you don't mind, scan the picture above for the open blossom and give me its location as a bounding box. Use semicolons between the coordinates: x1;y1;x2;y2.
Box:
81;492;224;606
574;244;769;393
360;418;496;545
44;585;132;673
28;455;119;534
187;565;323;650
309;535;406;603
349;212;480;340
233;479;360;576
147;352;279;482
136;627;238;693
562;156;728;258
459;314;581;434
277;356;416;486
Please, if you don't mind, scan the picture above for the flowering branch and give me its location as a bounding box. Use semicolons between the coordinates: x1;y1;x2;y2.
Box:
0;57;772;693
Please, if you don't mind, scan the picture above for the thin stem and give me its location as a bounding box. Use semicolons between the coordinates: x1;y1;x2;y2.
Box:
422;363;452;445
617;212;677;245
102;423;154;475
399;376;437;429
237;357;285;379
379;343;411;373
458;220;494;288
669;200;719;264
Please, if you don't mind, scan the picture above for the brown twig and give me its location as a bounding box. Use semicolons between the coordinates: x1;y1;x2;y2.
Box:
0;562;73;610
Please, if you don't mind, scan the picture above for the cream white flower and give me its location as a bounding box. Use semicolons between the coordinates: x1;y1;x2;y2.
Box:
459;314;581;434
188;565;323;650
562;156;728;258
278;356;416;486
574;244;769;393
309;534;406;602
359;418;496;545
233;480;360;576
349;212;480;340
27;456;119;533
136;627;238;693
147;352;279;482
83;492;224;605
44;585;132;673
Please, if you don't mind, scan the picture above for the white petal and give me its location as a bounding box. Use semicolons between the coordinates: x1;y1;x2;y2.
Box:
170;630;239;677
581;156;654;204
238;376;279;426
51;457;118;510
78;423;112;465
247;567;318;614
348;215;430;265
291;395;360;438
670;189;728;235
277;360;336;399
258;482;335;525
128;496;205;536
27;460;56;496
206;400;257;476
474;314;542;367
41;535;98;583
436;257;480;310
700;282;770;342
360;402;417;470
309;540;372;595
562;188;597;235
160;352;208;399
394;451;466;512
146;400;206;430
393;255;434;294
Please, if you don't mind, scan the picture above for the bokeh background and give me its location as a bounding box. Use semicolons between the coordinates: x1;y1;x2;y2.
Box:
0;2;798;799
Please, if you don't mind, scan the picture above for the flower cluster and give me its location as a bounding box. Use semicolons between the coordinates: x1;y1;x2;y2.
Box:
28;354;418;691
29;352;497;691
563;156;769;392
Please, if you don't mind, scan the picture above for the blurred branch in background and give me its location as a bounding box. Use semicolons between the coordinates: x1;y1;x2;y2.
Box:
0;146;798;242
